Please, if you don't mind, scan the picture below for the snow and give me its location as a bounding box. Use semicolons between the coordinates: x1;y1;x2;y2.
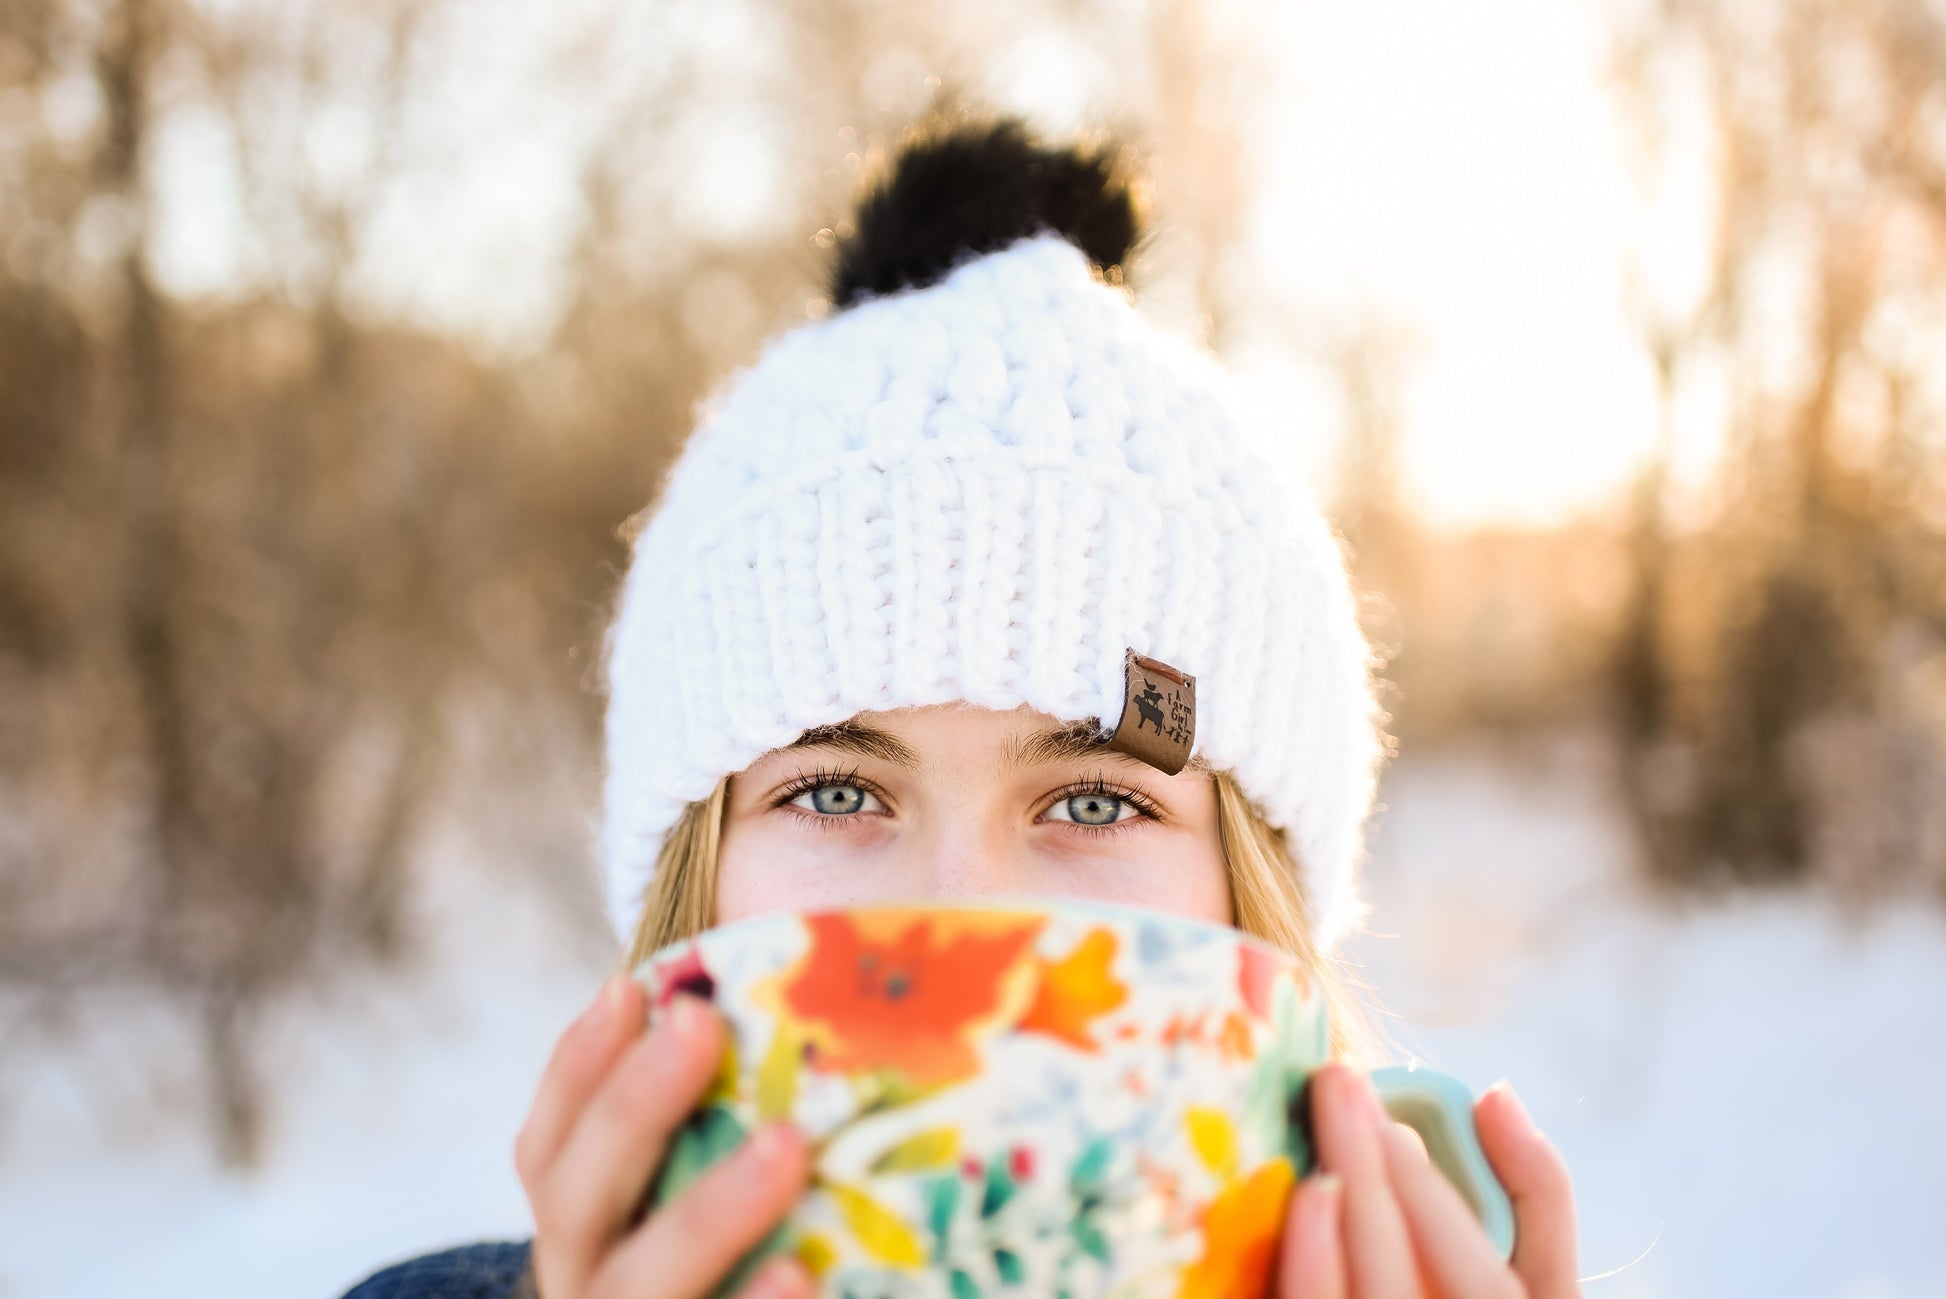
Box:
1351;733;1946;1299
0;807;611;1299
4;731;1943;1298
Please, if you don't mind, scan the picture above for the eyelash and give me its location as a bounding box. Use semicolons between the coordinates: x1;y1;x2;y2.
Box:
1046;774;1164;836
769;767;1163;837
771;764;876;833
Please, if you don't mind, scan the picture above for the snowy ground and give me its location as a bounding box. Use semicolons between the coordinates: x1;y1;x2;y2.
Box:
1350;734;1946;1299
4;731;1943;1299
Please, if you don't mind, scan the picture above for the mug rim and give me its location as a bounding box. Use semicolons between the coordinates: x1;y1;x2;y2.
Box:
632;893;1311;975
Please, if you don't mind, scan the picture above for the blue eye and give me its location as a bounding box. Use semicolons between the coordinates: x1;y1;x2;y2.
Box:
1046;792;1136;826
779;772;887;821
806;784;870;815
1040;775;1162;835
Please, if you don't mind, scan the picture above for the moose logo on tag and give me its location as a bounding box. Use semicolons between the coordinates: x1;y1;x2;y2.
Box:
1103;648;1196;775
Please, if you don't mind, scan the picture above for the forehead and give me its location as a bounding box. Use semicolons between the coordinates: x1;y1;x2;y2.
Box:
759;703;1208;776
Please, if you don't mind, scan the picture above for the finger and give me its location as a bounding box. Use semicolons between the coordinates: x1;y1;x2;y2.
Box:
515;974;646;1186
1476;1083;1580;1298
538;994;728;1262
1311;1063;1422;1298
733;1256;815;1299
596;1121;812;1299
1378;1120;1517;1299
1275;1174;1345;1299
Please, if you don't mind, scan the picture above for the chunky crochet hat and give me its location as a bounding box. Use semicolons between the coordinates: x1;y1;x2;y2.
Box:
600;119;1384;954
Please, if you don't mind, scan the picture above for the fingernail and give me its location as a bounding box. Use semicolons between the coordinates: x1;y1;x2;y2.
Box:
754;1256;810;1299
743;1120;805;1182
1293;1172;1341;1236
1353;1070;1388;1126
748;1122;799;1166
1487;1080;1537;1136
668;992;711;1036
1390;1122;1429;1161
590;974;630;1027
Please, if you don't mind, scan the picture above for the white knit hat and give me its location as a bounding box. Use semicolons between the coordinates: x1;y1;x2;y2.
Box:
600;122;1384;954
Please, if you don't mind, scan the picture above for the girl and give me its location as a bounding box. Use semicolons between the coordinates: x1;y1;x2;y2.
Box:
345;116;1581;1299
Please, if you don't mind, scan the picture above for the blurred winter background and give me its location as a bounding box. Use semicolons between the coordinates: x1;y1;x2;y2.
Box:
4;0;1945;1295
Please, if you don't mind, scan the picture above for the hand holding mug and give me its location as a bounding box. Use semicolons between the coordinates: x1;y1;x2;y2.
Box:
1277;1064;1581;1299
513;977;815;1299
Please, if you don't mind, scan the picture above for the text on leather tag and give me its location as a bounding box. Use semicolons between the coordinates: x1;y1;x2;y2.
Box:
1103;648;1196;775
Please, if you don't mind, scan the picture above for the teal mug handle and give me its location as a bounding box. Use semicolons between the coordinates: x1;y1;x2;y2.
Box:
1369;1065;1517;1261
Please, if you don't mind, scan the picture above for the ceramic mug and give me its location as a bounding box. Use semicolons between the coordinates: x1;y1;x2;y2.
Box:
631;898;1514;1299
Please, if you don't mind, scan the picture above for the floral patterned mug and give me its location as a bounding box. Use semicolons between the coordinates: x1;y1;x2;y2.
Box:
632;898;1514;1299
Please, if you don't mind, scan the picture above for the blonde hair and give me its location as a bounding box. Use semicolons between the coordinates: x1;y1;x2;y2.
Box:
619;769;1387;1066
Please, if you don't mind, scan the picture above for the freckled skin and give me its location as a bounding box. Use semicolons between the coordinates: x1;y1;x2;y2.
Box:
715;703;1231;927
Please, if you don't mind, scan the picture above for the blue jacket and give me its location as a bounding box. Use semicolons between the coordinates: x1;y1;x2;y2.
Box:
340;1240;536;1299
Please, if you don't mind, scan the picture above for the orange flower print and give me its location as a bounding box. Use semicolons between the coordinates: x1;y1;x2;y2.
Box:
1162;1010;1212;1050
763;910;1046;1088
1216;1010;1256;1063
1175;1158;1297;1299
1016;928;1130;1053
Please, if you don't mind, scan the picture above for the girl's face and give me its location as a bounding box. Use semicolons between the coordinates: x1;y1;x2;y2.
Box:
715;703;1230;926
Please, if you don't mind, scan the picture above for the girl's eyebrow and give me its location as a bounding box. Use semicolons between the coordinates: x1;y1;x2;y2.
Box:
778;718;1155;775
1004;721;1213;775
1000;719;1125;772
781;721;922;768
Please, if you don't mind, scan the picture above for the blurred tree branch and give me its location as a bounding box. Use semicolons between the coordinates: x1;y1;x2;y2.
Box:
1;0;1274;1168
1606;0;1946;893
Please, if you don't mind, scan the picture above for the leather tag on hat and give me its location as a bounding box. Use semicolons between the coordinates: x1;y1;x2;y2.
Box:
1103;648;1196;775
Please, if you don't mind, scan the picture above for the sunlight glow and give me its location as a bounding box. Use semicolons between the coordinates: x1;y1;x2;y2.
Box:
145;0;1724;525
1246;0;1704;529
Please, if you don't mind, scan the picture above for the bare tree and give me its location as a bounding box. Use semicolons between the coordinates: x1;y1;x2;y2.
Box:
2;0;1287;1164
1606;0;1946;892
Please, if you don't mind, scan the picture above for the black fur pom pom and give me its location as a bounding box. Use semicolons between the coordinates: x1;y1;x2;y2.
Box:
828;117;1141;309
